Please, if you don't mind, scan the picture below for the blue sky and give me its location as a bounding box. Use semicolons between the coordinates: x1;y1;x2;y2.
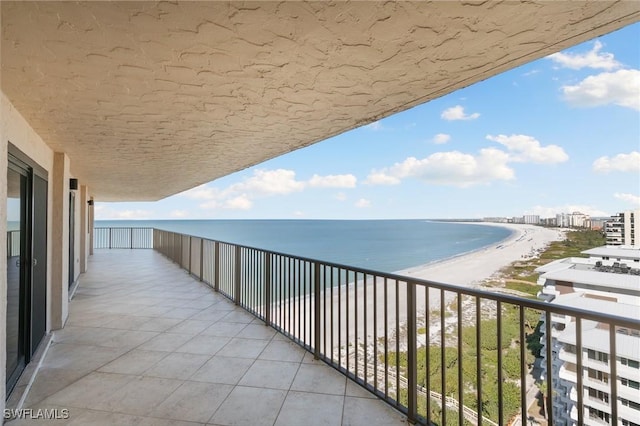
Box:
97;23;640;220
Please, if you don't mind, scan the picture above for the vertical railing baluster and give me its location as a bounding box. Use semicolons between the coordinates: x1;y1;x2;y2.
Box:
129;228;133;249
406;280;417;424
199;238;204;281
440;289;446;426
214;241;220;292
234;246;241;305
265;252;271;327
545;311;553;425
520;306;526;426
314;262;321;359
609;321;618;426
576;317;584;425
476;296;482;426
497;300;503;425
109;227;112;249
458;295;463;426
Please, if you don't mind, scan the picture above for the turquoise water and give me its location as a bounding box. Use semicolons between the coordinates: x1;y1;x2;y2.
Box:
95;220;512;273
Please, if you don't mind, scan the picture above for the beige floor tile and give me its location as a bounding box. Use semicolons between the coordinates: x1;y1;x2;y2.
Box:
199;322;247;337
216;338;268;359
98;349;169;375
190;356;253;385
166;319;214;335
342;396;407;426
290;363;346;396
236;323;277;340
151;381;233;423
238;360;299;390
209;386;287;426
258;340;306;363
275;391;344;426
175;335;230;355
143;352;211;379
137;332;194;352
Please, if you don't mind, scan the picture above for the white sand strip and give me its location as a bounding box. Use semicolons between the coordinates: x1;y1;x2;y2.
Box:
272;224;567;351
398;223;566;286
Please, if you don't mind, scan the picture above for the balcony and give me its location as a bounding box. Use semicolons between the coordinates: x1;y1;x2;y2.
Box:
9;227;640;426
8;249;404;425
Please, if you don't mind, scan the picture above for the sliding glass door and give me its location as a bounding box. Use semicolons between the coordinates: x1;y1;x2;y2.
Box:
6;164;28;393
6;149;48;396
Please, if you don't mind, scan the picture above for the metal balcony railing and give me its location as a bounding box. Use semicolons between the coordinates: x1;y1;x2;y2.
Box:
93;227;153;249
93;227;640;425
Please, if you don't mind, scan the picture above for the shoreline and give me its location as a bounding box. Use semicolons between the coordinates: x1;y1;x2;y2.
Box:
395;223;566;287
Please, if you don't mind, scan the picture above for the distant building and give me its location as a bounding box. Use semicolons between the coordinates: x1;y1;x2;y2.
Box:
605;211;639;247
483;217;509;223
556;212;591;229
590;218;607;231
537;246;640;426
523;214;541;225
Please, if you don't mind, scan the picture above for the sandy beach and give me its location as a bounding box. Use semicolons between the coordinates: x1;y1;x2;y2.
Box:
275;223;567;351
398;222;566;286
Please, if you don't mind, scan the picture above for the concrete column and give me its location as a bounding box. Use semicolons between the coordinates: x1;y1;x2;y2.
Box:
79;185;88;273
89;198;94;256
51;152;70;329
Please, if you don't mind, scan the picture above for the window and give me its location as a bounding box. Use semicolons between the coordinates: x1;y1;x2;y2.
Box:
589;408;610;423
587;349;609;363
588;387;609;403
587;368;609;383
621;358;640;369
622;419;640;426
621;398;640;411
621;378;640;390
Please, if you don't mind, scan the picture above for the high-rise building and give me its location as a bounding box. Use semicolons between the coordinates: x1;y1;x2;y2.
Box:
605;211;639;247
536;246;640;426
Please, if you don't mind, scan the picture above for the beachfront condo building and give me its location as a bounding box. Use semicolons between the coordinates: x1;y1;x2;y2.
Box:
537;246;640;426
605;211;640;247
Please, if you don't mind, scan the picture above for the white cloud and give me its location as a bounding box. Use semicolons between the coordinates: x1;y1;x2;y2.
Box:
486;134;569;164
97;208;153;220
366;121;383;130
547;41;621;70
170;210;189;218
614;193;640;206
593;151;640;173
522;69;540;77
223;195;252;210
368;148;514;188
355;198;371;208
335;192;348;201
364;172;401;186
179;184;219;200
308;174;357;188
230;169;305;196
561;69;640;110
432;133;451;144
293;210;305;217
441;105;480;121
530;205;610;218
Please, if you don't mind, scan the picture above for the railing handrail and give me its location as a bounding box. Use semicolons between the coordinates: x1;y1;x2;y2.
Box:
144;227;640;329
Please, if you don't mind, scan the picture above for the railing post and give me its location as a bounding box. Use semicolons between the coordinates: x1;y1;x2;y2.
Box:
188;236;192;275
199;238;204;281
214;242;220;292
130;228;133;249
314;262;321;360
264;252;271;327
406;281;417;424
109;227;112;249
234;245;241;305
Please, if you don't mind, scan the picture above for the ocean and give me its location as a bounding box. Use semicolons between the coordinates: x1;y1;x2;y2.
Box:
95;220;512;273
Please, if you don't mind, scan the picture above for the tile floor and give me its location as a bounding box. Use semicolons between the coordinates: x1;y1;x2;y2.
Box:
8;249;407;426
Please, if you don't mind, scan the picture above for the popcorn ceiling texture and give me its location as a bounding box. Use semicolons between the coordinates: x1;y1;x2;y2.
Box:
2;1;638;200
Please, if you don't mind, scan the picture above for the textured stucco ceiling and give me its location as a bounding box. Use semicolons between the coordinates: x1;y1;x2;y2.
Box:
2;1;639;201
